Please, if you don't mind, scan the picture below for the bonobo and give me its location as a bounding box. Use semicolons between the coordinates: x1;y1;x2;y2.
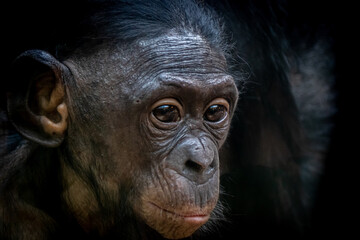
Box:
0;0;335;239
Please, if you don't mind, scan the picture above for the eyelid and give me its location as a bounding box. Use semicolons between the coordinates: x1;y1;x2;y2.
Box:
151;98;183;113
204;98;230;113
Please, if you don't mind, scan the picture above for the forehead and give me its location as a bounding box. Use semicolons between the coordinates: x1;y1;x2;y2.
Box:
130;32;228;80
126;33;233;96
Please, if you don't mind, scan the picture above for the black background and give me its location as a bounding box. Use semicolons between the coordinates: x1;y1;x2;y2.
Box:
290;1;358;238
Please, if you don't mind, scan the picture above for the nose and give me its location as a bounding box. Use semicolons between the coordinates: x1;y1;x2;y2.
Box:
167;137;218;184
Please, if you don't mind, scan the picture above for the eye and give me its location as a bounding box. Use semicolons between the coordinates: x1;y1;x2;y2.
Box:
204;105;227;122
204;98;230;123
150;98;183;124
152;105;180;122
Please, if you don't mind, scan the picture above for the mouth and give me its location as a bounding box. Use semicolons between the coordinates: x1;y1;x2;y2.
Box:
148;201;210;225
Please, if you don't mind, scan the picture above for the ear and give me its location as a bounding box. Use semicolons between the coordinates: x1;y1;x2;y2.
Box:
7;50;70;147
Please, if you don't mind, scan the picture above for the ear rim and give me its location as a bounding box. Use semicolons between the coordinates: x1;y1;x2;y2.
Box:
7;50;70;147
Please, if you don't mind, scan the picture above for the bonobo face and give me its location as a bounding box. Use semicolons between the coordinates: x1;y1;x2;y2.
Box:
64;33;238;239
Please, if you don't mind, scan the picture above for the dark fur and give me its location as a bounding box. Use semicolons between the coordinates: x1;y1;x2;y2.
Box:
1;0;335;239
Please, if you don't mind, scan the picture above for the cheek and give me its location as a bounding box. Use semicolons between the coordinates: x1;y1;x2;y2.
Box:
68;111;146;185
132;165;220;239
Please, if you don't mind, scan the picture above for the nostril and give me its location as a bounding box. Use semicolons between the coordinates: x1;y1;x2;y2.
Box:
209;160;215;169
185;160;204;173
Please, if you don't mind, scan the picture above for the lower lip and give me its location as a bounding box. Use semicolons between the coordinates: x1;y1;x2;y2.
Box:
149;202;210;224
182;215;210;225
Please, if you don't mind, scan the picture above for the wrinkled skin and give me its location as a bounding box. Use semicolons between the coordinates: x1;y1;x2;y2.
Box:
60;32;238;239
